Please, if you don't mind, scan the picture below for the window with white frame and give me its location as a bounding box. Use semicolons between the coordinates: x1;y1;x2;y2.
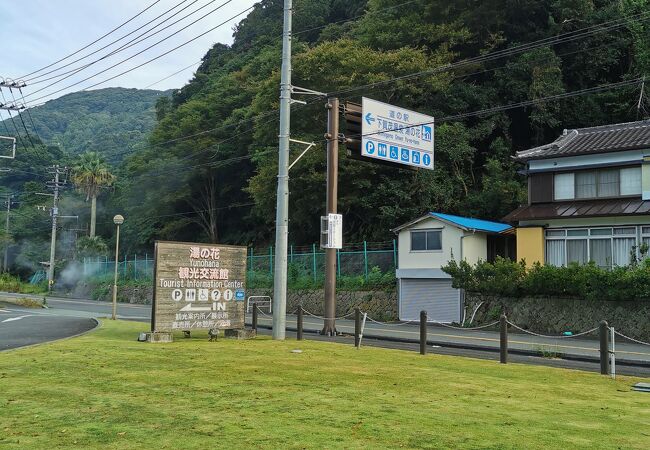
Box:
545;226;641;268
553;166;641;200
410;229;442;251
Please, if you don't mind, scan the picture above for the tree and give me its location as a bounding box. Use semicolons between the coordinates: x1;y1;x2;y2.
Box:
71;152;115;238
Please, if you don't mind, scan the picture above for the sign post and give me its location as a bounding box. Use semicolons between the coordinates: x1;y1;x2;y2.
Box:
149;241;248;341
361;97;434;170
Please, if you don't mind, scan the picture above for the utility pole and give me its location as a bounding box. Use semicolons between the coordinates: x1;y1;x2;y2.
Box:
46;165;66;291
2;194;12;272
272;0;293;340
322;98;339;336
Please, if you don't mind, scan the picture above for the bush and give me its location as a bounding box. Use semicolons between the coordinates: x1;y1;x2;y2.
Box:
442;257;650;301
0;273;47;294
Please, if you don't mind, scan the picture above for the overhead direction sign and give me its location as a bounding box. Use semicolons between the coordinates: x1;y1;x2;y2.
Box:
152;241;247;333
361;97;434;170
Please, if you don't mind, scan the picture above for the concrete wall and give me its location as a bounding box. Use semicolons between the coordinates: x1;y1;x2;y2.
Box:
516;227;544;266
465;293;650;342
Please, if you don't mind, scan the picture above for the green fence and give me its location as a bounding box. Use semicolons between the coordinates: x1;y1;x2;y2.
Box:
83;240;397;282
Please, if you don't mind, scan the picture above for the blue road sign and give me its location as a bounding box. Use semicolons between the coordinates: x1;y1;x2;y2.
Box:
361;97;434;170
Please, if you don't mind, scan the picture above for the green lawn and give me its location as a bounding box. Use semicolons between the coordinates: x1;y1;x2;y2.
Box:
1;321;648;449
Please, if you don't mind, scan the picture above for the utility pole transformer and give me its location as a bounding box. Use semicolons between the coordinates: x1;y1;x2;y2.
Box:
322;98;339;335
272;0;293;340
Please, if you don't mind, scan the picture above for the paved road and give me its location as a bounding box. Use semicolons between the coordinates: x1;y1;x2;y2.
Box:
0;302;97;351
3;293;649;376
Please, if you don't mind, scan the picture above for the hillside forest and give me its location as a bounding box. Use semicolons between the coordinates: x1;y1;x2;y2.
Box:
1;0;650;275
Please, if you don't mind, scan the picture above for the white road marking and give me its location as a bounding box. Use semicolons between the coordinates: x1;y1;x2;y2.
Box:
2;315;31;323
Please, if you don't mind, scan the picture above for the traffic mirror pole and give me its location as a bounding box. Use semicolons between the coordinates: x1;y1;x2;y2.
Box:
322;97;339;336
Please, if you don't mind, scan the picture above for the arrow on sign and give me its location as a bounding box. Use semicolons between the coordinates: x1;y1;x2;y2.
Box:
365;113;375;125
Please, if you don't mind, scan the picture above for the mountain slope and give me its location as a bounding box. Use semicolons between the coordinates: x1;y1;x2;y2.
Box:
5;87;170;163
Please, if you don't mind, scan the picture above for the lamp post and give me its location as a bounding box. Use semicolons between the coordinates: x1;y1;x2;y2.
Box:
112;214;124;320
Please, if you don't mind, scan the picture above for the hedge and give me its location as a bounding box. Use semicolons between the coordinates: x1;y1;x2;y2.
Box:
442;257;650;301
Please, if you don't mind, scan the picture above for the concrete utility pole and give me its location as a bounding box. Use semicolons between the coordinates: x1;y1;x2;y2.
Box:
46;166;66;291
272;0;293;340
3;194;12;272
322;98;339;336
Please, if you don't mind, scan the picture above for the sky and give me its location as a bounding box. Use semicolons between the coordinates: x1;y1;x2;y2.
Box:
0;0;259;106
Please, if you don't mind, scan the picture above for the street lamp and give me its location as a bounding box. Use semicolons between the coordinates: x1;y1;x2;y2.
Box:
112;214;124;320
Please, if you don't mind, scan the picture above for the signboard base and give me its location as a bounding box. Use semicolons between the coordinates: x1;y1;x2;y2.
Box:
142;332;173;343
224;329;257;340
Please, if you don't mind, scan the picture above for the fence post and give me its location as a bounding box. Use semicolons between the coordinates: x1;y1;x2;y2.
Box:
124;253;127;277
105;256;108;276
363;241;369;280
269;246;273;276
145;253;148;275
290;245;294;264
252;303;258;331
420;310;427;355
83;257;87;277
355;308;361;348
392;239;397;269
312;243;317;283
500;314;508;364
600;320;610;375
297;305;303;341
249;247;253;271
134;254;137;280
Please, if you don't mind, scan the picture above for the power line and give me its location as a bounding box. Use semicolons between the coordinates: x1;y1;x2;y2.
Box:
343;78;645;143
144;60;202;89
18;0;163;79
24;0;198;83
329;10;650;97
22;2;252;105
7;89;35;147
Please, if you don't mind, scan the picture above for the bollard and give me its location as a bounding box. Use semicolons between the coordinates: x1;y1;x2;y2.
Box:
420;310;427;355
354;308;361;348
600;320;610;375
500;314;508;364
252;302;258;332
297;306;304;341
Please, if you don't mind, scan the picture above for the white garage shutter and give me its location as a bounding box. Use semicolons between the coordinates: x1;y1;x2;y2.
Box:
399;279;460;323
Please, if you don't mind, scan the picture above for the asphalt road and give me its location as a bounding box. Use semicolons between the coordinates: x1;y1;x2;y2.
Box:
0;302;97;351
3;293;650;376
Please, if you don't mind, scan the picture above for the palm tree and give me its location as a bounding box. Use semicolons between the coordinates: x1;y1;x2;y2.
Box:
71;152;115;238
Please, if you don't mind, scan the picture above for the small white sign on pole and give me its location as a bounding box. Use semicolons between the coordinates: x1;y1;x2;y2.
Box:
320;213;343;249
361;97;434;170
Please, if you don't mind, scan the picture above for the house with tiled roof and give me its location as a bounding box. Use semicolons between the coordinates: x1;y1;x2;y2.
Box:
503;119;650;268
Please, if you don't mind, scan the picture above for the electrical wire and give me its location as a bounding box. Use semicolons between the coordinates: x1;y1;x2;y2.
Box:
18;0;163;79
329;10;650;97
0;89;27;149
24;0;198;83
8;89;35;147
143;60;201;89
26;0;230;87
22;0;238;102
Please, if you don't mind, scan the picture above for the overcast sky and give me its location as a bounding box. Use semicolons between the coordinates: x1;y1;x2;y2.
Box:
0;0;259;105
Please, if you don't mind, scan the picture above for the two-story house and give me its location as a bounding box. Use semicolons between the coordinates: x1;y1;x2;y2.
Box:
504;119;650;268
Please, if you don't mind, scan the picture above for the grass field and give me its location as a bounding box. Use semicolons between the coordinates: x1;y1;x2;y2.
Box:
1;321;649;449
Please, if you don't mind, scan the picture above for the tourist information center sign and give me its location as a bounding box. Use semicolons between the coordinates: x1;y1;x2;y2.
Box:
361;97;434;170
152;241;247;332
